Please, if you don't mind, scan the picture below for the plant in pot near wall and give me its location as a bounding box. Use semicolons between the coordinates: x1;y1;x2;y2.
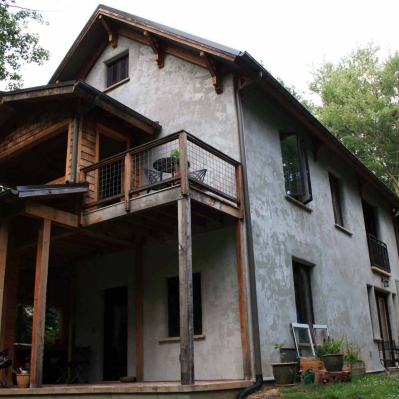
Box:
271;343;298;386
315;336;345;372
343;339;366;377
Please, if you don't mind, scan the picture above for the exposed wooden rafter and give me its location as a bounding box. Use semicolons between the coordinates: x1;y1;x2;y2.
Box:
200;51;223;94
143;30;164;68
99;15;118;48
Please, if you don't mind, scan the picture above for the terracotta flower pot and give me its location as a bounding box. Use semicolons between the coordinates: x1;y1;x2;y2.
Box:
16;373;30;388
271;362;298;386
322;354;344;371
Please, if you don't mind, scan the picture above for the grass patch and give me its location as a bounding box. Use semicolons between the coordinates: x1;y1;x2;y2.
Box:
252;373;399;399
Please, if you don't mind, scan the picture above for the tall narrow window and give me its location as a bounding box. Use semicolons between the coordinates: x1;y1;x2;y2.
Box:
106;54;129;87
167;273;202;337
280;133;312;204
329;173;344;226
293;261;314;325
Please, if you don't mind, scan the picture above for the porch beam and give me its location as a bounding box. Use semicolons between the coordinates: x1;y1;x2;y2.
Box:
24;202;79;228
30;219;51;388
135;246;144;381
178;197;194;385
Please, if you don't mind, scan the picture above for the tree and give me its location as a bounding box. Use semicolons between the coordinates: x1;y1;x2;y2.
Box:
0;0;49;90
308;44;399;195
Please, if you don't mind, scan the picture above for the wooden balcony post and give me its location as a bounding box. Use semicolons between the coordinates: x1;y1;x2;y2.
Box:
178;196;194;385
30;219;51;388
179;132;189;195
125;153;132;212
0;220;9;339
135;245;144;381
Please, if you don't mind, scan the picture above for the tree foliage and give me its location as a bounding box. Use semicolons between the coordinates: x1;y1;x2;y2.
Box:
0;0;49;90
308;44;399;194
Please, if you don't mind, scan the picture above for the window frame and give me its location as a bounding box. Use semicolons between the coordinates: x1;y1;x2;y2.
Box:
167;272;202;338
293;261;314;326
280;132;312;204
329;173;344;227
105;51;129;88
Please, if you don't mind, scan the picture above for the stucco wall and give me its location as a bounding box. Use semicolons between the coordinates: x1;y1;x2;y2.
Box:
76;227;243;382
242;87;399;377
85;36;240;161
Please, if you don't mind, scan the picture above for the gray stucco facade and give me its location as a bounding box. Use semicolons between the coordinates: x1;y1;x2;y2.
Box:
76;29;399;381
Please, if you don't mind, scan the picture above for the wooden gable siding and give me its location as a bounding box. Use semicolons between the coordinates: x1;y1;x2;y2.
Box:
0;110;71;163
79;118;97;202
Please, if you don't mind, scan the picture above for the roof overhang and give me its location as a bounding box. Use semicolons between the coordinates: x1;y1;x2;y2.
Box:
0;81;162;134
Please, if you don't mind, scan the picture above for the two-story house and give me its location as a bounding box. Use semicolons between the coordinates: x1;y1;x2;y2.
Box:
0;4;398;398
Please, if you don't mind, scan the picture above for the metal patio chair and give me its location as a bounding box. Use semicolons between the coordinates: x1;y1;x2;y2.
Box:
56;346;90;384
188;169;207;184
0;347;16;387
144;169;172;192
377;340;399;371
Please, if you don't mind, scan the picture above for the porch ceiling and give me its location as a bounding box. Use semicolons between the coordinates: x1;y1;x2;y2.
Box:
15;200;235;274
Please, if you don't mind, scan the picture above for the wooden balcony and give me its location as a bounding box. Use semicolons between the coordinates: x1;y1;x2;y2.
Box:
79;131;243;226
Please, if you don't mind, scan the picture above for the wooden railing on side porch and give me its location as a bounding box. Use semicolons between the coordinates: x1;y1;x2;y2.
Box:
79;130;243;212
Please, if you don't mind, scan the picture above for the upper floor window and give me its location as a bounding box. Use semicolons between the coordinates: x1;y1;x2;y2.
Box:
280;133;312;204
106;52;128;87
329;173;344;226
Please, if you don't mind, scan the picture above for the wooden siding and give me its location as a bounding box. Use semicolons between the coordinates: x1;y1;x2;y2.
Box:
0;111;71;162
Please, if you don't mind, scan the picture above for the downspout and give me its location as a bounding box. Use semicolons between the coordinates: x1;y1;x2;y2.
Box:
70;97;99;183
235;72;263;399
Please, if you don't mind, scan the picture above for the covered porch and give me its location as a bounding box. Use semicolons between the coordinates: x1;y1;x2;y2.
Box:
0;130;251;392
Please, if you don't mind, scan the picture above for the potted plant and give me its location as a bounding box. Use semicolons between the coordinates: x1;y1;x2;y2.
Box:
343;339;366;376
271;343;298;386
315;336;344;372
170;149;180;175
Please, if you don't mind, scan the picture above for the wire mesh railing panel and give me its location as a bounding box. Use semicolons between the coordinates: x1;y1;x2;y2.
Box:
187;139;237;201
131;138;180;191
98;158;124;200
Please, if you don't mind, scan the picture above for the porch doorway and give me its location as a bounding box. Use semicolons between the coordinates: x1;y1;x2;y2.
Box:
375;290;392;343
103;286;128;381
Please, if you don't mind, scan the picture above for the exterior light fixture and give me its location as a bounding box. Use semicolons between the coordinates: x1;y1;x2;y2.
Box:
381;277;389;288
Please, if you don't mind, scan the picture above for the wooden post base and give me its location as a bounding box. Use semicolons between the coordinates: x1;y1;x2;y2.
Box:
318;370;351;385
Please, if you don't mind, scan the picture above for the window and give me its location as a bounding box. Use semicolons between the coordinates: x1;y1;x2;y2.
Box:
106;53;128;87
280;133;312;204
329;173;344;226
362;201;391;272
167;273;202;337
293;261;314;325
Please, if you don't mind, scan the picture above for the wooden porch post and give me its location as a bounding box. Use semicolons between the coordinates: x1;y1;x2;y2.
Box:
135;245;144;381
30;219;51;388
235;220;251;379
68;263;77;382
0;221;9;335
178;196;194;385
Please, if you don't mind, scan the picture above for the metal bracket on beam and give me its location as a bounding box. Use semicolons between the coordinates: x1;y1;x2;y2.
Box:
99;15;118;48
200;51;223;94
143;31;164;69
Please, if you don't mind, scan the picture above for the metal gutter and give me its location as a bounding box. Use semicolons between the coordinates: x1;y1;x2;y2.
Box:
235;73;264;398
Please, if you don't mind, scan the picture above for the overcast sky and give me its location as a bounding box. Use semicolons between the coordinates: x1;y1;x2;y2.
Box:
6;0;399;96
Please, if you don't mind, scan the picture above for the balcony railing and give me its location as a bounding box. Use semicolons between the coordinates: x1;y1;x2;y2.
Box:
368;234;391;273
80;131;242;211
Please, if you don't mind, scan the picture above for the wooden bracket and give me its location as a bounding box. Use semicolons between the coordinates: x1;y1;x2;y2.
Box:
200;51;223;94
99;15;118;48
143;31;164;69
312;136;324;162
